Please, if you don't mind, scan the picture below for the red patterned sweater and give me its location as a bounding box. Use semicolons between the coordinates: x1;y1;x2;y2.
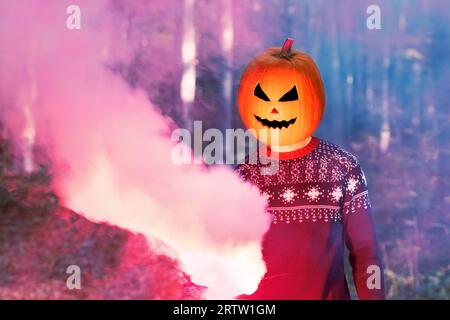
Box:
236;137;385;300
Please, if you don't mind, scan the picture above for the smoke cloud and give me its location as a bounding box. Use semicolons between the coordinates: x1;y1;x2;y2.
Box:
0;0;269;299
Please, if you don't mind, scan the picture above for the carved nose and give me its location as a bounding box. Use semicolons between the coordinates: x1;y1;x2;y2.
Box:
271;108;279;114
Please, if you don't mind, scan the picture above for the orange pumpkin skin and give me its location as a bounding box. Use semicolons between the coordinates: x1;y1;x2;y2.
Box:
238;41;325;147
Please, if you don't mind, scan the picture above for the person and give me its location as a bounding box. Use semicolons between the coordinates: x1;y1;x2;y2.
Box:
235;38;385;300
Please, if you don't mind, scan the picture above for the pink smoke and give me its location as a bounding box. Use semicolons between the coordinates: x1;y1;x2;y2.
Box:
0;0;269;298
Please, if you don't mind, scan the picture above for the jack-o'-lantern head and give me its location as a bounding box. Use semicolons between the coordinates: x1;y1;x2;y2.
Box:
238;38;325;147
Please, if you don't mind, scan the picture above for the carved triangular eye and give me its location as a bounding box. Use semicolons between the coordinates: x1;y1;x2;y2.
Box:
278;85;299;102
254;83;270;101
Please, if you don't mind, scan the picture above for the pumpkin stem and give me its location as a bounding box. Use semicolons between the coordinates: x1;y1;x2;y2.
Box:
280;38;294;59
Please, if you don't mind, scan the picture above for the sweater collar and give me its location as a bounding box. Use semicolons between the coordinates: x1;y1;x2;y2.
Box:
262;136;319;160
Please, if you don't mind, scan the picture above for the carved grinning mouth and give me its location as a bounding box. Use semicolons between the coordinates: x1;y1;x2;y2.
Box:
254;114;297;129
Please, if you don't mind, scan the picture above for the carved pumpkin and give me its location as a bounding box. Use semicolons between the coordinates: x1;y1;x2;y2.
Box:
238;38;325;148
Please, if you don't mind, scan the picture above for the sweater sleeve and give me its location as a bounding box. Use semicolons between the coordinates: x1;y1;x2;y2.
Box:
342;161;385;300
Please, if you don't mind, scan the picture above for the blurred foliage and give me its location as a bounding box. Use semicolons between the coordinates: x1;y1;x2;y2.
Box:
385;266;450;299
0;126;58;243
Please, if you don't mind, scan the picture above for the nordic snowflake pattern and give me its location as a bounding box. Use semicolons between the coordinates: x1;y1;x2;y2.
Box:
330;186;343;203
262;191;272;202
236;139;371;223
282;188;296;202
305;186;322;202
347;177;358;193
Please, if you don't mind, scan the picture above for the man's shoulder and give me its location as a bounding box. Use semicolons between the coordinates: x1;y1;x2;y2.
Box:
315;138;360;171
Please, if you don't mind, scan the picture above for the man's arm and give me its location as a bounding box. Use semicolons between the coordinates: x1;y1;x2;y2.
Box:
342;161;385;300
